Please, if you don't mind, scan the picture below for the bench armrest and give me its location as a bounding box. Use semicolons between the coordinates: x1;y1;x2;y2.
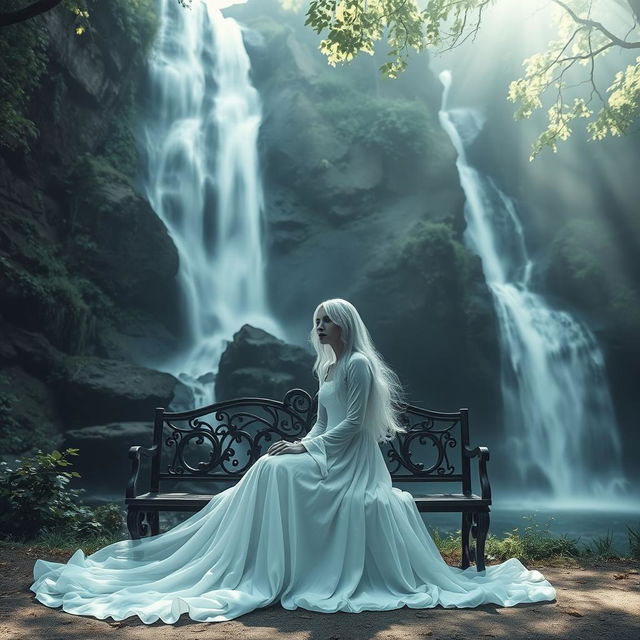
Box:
463;445;492;501
126;444;159;500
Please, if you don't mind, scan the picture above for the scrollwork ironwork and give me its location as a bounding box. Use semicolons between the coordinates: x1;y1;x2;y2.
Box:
161;390;314;479
382;412;461;478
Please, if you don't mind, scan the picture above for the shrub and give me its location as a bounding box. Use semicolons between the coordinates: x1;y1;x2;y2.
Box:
0;448;123;541
0;1;49;150
429;515;581;564
582;531;618;559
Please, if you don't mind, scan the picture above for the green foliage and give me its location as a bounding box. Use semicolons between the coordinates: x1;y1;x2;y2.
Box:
384;220;479;319
0;1;49;150
100;91;141;178
432;515;640;563
0;449;126;542
627;523;640;559
0;374;56;454
305;0;427;78
482;515;581;562
0;207;116;352
290;1;640;157
507;2;640;159
0;254;103;353
109;0;160;52
0;376;24;454
430;516;582;565
0;449;124;541
1;528;124;555
61;0;159;48
548;219;640;336
582;530;618;558
313;77;436;158
90;503;127;538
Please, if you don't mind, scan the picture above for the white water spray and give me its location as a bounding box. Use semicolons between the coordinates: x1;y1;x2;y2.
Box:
140;0;284;406
437;70;628;503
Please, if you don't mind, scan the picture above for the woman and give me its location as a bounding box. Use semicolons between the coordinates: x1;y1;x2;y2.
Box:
30;298;556;624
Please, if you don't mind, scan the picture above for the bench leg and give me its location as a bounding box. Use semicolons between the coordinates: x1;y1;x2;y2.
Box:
148;510;160;536
461;512;473;569
474;511;490;572
127;507;149;540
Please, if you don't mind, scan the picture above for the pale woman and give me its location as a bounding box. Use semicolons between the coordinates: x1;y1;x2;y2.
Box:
31;298;556;624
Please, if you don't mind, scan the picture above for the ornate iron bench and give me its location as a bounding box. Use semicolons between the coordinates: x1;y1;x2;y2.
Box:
125;389;492;570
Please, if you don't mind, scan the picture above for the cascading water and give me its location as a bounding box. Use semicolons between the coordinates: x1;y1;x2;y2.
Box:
140;0;284;407
437;70;628;504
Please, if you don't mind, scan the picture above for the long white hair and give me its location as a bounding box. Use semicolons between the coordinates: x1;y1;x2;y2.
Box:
308;298;407;443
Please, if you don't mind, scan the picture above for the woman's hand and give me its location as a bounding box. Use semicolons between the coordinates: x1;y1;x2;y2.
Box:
267;440;307;456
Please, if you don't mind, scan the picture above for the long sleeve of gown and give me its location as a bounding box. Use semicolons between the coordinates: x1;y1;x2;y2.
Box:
300;401;327;441
301;355;372;479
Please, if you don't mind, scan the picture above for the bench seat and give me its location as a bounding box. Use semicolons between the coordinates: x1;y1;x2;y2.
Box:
126;492;490;512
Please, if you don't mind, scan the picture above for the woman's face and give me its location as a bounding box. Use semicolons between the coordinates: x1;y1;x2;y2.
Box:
315;305;341;349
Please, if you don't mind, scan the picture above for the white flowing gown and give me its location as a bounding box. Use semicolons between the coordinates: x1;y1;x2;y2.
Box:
31;352;556;624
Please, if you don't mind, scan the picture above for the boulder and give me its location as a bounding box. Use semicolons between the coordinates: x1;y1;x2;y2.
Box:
62;422;154;498
94;314;185;366
215;325;316;401
54;356;193;429
0;320;67;379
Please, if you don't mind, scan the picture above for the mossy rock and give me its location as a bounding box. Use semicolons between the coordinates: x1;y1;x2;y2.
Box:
65;156;179;309
352;220;500;420
545;219;640;337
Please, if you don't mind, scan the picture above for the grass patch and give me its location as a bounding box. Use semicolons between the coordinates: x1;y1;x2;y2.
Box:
429;516;640;565
0;530;125;557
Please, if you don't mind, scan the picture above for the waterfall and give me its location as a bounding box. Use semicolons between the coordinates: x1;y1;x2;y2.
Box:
139;0;284;407
437;70;628;504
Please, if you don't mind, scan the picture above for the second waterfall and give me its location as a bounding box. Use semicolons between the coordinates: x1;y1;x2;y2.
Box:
139;0;283;407
438;70;628;505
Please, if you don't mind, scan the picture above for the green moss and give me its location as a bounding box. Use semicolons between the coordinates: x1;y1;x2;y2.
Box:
370;220;480;321
312;76;441;160
0;1;49;150
109;0;160;53
0;244;114;355
97;0;159;178
548;219;640;335
100;92;141;179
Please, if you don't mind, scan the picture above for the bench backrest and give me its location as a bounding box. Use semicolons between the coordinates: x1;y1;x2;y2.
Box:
149;388;472;495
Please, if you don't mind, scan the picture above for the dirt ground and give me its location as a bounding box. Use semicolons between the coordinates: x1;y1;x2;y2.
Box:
1;547;639;640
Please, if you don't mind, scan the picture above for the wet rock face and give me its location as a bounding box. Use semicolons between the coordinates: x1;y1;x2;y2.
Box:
29;7;154;179
0;321;190;455
0;3;186;459
351;220;501;426
65;157;179;307
215;324;317;401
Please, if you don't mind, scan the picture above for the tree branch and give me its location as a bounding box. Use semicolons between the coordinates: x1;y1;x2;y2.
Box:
552;0;640;49
0;0;64;27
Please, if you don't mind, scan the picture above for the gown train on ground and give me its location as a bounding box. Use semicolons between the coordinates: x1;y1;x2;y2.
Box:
31;353;556;624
